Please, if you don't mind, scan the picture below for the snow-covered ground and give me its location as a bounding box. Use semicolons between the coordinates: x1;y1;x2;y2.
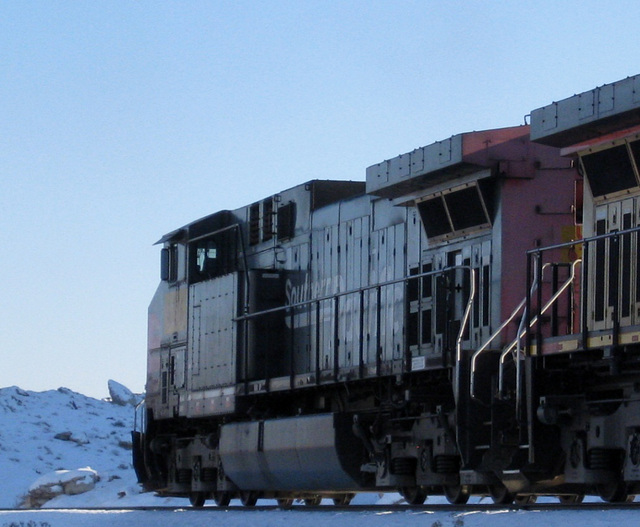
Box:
0;383;178;509
0;384;635;526
1;507;637;527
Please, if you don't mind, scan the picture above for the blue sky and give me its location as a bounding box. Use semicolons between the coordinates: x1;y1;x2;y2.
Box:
1;1;638;399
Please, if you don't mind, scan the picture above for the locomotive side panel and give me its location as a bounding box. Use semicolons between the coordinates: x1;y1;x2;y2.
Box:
498;143;577;341
338;215;368;370
146;266;189;420
188;273;240;392
579;144;640;333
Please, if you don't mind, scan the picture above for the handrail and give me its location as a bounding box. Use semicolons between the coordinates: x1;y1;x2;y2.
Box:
526;224;640;255
134;399;146;433
454;267;476;407
235;265;472;322
469;262;548;400
498;258;582;398
498;259;581;401
470;225;640;394
235;264;476;389
450;266;477;465
525;225;640;350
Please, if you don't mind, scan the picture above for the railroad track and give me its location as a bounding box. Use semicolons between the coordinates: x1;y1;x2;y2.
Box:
2;502;640;513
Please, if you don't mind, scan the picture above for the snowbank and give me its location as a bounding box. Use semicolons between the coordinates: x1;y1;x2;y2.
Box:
0;384;159;508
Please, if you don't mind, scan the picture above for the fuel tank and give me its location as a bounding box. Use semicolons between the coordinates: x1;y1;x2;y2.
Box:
219;413;364;491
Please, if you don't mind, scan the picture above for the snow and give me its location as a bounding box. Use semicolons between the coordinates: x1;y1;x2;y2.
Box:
0;384;637;526
0;384;168;509
0;508;637;527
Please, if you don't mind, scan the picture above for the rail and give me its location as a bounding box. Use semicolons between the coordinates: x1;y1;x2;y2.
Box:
4;501;640;513
5;501;640;512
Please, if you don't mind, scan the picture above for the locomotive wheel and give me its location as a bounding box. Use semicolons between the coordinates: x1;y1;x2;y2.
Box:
488;483;513;504
189;492;206;508
277;498;294;509
333;493;355;506
400;486;427;505
557;494;584;505
304;496;322;506
597;481;629;503
240;491;259;507
214;491;231;506
443;484;470;505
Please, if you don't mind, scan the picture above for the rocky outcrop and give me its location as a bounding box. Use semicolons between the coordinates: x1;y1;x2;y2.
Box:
108;380;141;406
21;468;99;508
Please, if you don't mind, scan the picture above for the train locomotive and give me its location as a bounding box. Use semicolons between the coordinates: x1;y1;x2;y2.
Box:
133;74;640;506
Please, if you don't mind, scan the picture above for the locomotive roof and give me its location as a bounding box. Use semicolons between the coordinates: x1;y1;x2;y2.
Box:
366;126;529;200
530;73;640;148
155;179;365;245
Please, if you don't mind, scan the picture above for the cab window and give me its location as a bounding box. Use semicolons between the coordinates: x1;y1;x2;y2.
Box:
196;241;218;275
160;244;179;282
189;230;237;283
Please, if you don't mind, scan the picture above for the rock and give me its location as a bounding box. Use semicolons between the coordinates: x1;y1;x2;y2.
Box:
23;467;99;507
54;431;88;444
64;475;96;495
118;440;133;450
107;380;139;406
